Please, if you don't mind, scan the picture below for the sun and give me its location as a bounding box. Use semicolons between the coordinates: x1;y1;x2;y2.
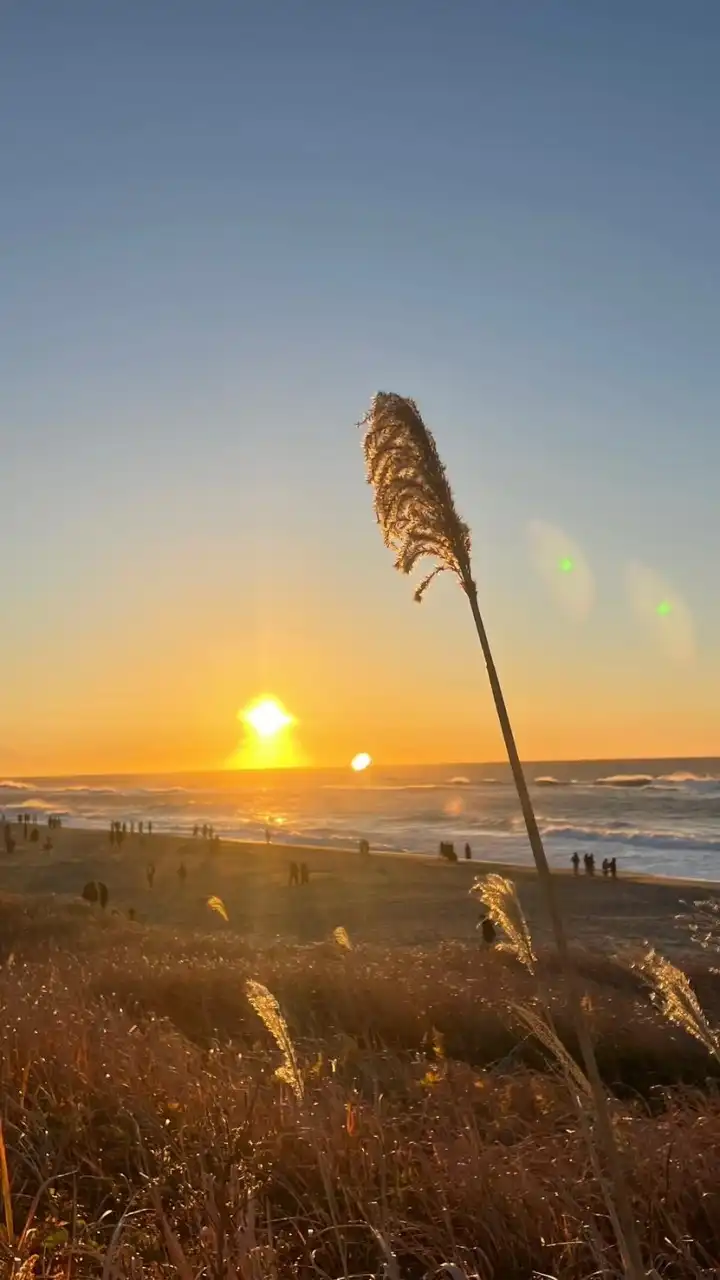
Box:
351;752;372;772
242;697;294;739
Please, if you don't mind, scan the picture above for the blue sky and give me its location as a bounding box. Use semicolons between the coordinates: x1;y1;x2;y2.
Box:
1;1;719;771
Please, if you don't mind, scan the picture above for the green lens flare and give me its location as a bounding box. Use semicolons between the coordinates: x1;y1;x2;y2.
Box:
656;600;672;616
559;557;574;573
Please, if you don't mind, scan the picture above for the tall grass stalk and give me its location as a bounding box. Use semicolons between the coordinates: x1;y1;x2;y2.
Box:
636;948;720;1064
360;391;648;1280
245;979;305;1100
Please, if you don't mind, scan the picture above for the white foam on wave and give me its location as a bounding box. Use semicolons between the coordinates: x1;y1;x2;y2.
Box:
540;820;720;852
0;780;33;791
595;774;655;788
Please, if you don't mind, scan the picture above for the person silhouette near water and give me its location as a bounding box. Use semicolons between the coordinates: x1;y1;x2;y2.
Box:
288;861;299;886
464;842;472;860
610;857;617;879
571;852;580;875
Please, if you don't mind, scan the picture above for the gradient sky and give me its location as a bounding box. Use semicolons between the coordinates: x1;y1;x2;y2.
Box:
2;1;719;774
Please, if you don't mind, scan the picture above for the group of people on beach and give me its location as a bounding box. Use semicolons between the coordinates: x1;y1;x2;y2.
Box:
571;851;618;878
1;812;59;854
288;860;310;885
193;824;216;839
439;842;473;862
108;819;153;845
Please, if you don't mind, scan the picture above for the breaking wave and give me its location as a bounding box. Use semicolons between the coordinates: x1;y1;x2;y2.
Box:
540;820;720;853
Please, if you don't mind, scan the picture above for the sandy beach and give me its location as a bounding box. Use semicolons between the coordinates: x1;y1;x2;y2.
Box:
0;823;710;954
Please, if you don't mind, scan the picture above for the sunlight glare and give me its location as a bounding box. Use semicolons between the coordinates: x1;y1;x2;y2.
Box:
351;752;372;772
226;696;304;770
242;697;294;739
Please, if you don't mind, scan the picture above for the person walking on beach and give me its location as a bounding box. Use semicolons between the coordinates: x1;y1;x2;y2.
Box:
288;861;299;886
479;915;497;946
602;858;609;877
300;862;309;885
464;842;472;861
610;856;618;879
571;852;580;875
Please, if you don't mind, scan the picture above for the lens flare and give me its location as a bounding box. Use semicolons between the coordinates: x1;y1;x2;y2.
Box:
626;563;694;664
351;752;372;772
528;521;594;621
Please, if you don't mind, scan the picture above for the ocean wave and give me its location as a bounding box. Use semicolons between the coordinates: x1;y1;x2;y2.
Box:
535;776;563;786
0;780;33;791
540;820;720;853
595;774;655;788
448;776;471;785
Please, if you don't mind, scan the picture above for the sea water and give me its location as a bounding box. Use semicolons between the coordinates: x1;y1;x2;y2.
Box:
3;758;720;881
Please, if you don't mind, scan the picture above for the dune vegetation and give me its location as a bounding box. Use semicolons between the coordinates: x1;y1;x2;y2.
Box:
0;893;719;1278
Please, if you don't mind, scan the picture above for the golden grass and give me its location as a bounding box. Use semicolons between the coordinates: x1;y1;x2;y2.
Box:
0;900;717;1276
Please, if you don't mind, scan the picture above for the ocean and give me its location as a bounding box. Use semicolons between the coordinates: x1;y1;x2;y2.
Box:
3;758;720;881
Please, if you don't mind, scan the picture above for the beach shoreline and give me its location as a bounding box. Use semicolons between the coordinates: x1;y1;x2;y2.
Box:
0;824;713;954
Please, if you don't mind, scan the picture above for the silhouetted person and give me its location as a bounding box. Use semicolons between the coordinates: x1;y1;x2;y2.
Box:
300;862;309;885
177;861;187;884
193;825;199;838
571;852;580;875
4;826;15;855
82;881;98;905
148;821;153;836
479;916;497;946
464;842;472;860
139;821;144;836
43;836;52;852
127;907;136;922
359;838;370;857
288;860;299;886
122;821;127;836
30;826;39;843
98;882;109;910
610;857;617;879
265;826;271;844
602;858;609;877
587;853;595;877
146;862;156;889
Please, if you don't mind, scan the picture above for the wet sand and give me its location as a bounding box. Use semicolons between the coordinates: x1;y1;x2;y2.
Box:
0;824;712;954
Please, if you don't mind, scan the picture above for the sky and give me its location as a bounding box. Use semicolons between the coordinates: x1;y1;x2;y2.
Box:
2;1;719;774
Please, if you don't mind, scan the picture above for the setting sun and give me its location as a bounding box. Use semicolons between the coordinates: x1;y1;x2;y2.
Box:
242;697;294;739
351;752;372;772
227;696;304;770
